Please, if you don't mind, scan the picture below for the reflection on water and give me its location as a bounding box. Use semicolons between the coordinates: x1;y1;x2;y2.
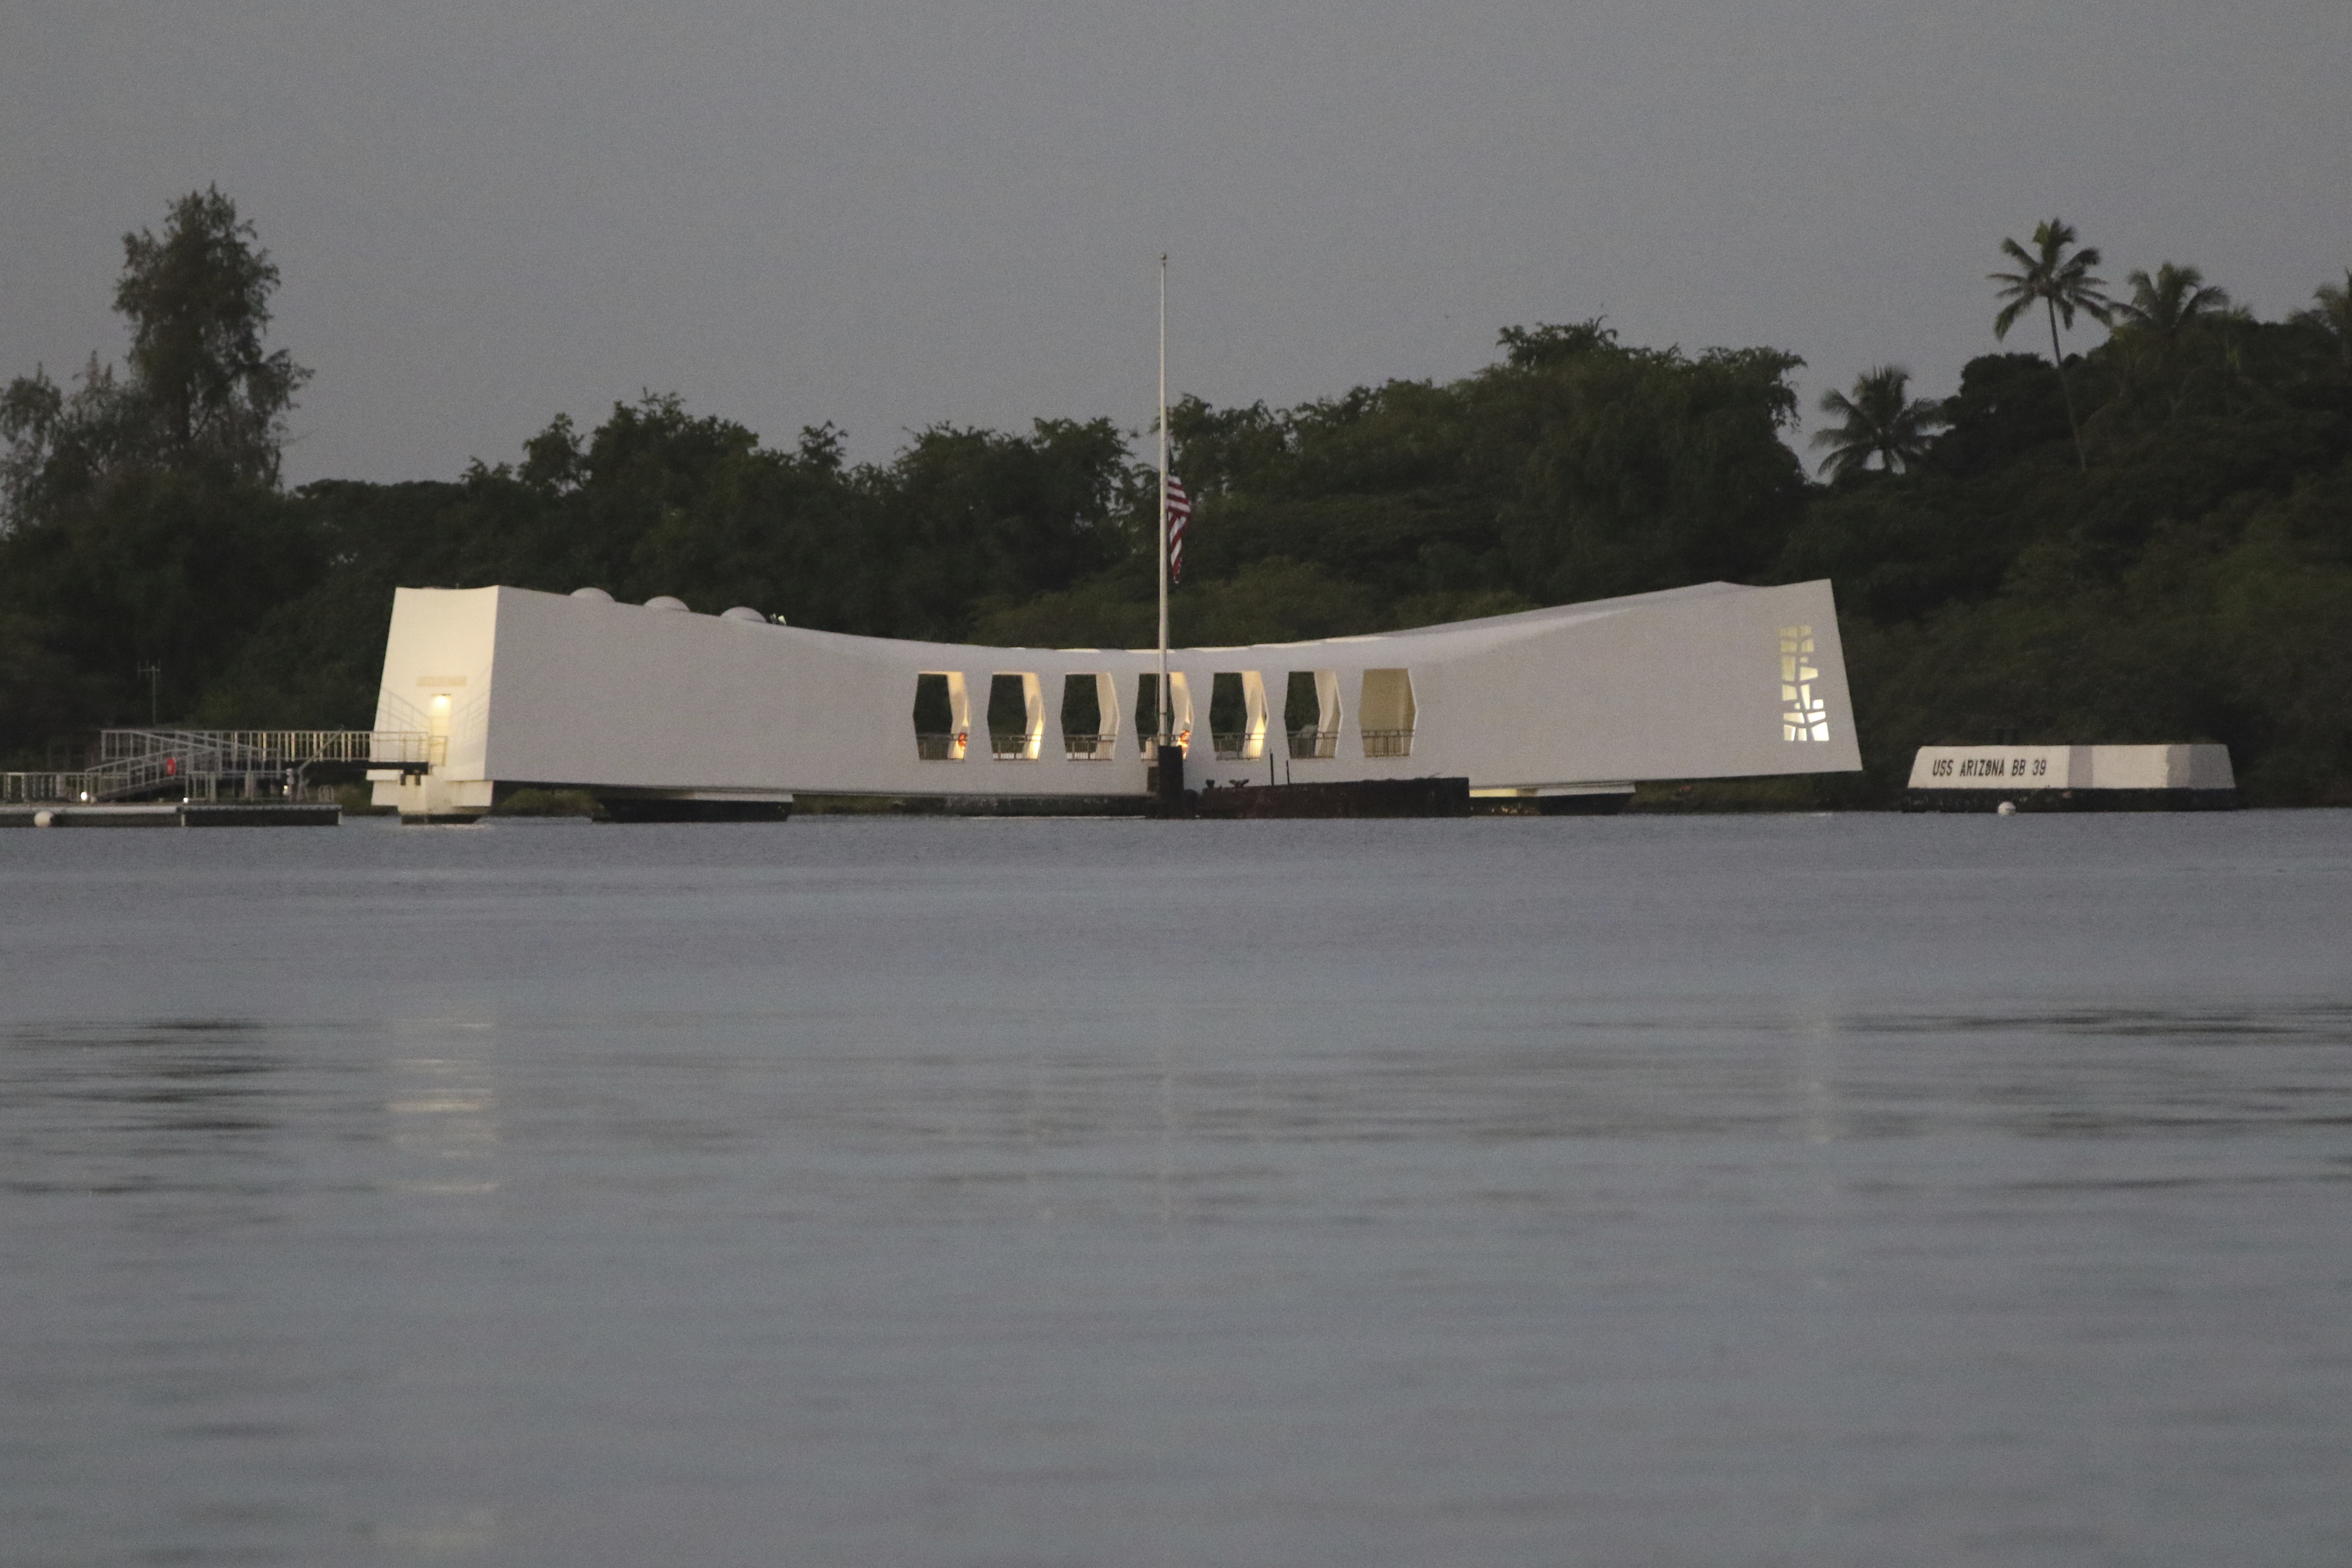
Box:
1;814;2348;1566
386;1019;502;1197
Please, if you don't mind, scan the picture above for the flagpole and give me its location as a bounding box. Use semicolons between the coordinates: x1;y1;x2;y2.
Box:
1156;253;1171;750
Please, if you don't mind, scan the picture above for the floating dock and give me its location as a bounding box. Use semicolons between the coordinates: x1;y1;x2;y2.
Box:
0;802;342;828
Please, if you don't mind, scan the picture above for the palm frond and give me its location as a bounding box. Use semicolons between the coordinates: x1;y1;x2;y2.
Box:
1812;365;1943;477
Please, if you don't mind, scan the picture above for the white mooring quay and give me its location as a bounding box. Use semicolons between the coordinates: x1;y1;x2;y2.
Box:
368;579;1863;821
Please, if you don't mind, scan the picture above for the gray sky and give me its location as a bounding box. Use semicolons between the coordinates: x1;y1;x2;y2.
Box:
7;0;2349;485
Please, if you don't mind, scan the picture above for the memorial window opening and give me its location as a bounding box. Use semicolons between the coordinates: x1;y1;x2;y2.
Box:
1359;669;1415;758
1286;671;1341;760
1062;673;1119;760
1209;672;1268;760
988;672;1044;760
1133;672;1194;757
913;673;969;760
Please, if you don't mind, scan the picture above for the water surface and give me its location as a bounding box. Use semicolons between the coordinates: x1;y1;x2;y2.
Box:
3;812;2349;1565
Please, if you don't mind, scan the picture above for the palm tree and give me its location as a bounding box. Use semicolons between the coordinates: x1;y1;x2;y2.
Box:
2293;270;2352;370
2111;262;2233;340
1991;218;2113;470
2105;262;2242;425
1811;366;1946;480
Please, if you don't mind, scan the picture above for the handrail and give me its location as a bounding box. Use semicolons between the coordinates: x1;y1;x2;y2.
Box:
1;772;95;805
1362;728;1415;758
1288;729;1339;760
99;729;436;766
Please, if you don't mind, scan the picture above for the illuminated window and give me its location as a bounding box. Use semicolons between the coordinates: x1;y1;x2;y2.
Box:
1359;669;1415;758
988;673;1044;760
1209;671;1268;760
1779;625;1830;742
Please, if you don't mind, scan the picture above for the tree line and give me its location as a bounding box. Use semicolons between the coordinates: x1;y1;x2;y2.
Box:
4;192;2348;803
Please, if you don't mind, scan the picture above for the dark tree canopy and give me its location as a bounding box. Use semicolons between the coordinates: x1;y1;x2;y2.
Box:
116;186;309;485
1812;366;1946;480
2;186;307;529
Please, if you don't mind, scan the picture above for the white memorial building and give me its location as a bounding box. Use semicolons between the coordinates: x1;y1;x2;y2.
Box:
368;578;1862;819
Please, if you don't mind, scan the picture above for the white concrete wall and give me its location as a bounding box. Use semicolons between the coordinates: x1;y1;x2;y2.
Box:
1908;744;2236;791
367;587;502;814
370;578;1864;802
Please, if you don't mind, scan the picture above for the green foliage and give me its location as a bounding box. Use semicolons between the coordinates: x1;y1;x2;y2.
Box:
0;472;323;748
1;357;141;526
1812;365;1946;480
0;188;320;753
1483;329;1809;603
114;187;309;486
1991;219;2115;342
1929;353;2078;475
1843;463;2352;805
1161;321;1805;612
2295;272;2352;370
975;322;1799;647
1803;266;2352;804
2;187;307;526
1991;217;2114;469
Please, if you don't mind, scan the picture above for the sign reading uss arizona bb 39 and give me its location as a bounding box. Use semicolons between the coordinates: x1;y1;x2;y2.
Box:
1907;744;2235;793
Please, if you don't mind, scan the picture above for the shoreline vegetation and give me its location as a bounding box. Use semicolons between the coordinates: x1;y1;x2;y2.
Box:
6;193;2349;807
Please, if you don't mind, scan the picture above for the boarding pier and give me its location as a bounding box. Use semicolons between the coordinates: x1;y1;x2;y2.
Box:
1;729;435;827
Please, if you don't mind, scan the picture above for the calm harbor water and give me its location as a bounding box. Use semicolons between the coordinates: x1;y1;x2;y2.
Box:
3;811;2349;1567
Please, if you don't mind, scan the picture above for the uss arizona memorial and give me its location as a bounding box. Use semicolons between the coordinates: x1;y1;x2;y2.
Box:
368;578;1862;818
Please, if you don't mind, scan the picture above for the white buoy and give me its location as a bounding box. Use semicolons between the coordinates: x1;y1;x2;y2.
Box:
1996;800;2017;815
33;809;56;827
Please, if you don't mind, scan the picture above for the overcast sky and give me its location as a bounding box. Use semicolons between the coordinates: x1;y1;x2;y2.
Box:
6;0;2349;484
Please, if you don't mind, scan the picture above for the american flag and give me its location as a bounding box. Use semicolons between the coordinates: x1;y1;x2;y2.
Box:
1166;472;1191;583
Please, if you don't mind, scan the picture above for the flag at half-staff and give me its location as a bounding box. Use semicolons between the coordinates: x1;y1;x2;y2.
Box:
1165;473;1191;584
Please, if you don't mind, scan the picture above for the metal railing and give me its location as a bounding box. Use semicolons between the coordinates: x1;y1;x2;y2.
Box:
1362;728;1415;758
1061;732;1116;760
7;748;207;804
1211;731;1262;761
99;729;438;769
915;732;965;761
989;732;1040;760
1;772;94;805
4;730;438;804
1289;729;1339;760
